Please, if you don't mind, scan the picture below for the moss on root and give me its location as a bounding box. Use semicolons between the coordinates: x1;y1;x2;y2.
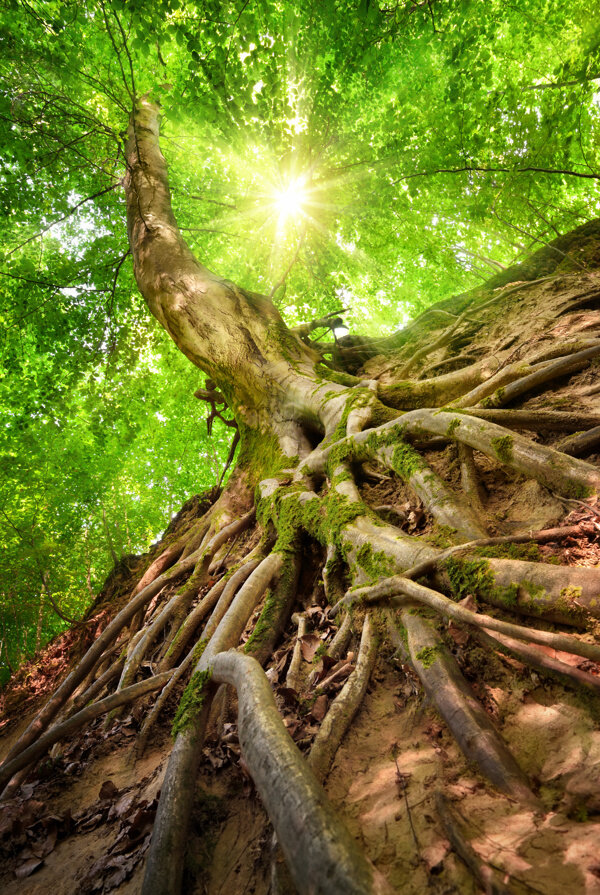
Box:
476;543;541;561
172;668;212;737
237;424;297;486
415;645;442;668
354;542;396;582
390;439;426;480
490;434;514;464
316;364;361;387
445;556;519;608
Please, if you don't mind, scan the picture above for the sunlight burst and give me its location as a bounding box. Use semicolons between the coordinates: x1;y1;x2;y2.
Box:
274;179;307;222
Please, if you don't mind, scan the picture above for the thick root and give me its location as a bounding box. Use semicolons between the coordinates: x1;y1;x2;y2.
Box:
143;553;283;894
345;575;600;664
434;791;513;895
398;610;539;807
211;650;393;895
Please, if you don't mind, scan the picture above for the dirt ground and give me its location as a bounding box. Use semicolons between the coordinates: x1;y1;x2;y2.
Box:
2;645;600;894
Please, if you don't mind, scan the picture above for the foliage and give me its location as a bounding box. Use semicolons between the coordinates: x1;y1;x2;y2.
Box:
1;0;599;677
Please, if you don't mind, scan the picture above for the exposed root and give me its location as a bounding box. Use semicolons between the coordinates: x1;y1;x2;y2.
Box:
0;547;200;795
472;627;600;694
286;612;308;691
374;441;487;541
557;425;600;458
394;525;591;583
342;575;600;664
143;552;283;893
457;442;486;513
160;557;262;670
397;610;539;807
397;408;600;496
65;655;125;719
434;791;513;895
457;408;600;432
307;613;377;782
477;344;600;408
0;671;172;793
135;645;197;757
210;650;393;895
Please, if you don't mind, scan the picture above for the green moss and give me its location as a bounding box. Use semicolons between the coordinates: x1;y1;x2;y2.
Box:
244;587;278;654
445;556;518;608
564;481;592;499
560;585;583;601
355;542;396;582
490;434;514;464
481;386;505;408
313;643;328;662
476;542;541;561
446;557;493;600
237;423;296;486
520;579;547;602
427;524;458;549
445;417;461;438
329;389;373;444
172;668;212;737
391;439;425;480
415;645;441;668
554;585;587;622
315;364;361;387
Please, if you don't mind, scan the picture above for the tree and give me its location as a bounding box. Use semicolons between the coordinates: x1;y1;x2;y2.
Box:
1;2;600;893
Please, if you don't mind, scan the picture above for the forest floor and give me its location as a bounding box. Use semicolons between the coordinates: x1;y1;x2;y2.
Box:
2;595;600;894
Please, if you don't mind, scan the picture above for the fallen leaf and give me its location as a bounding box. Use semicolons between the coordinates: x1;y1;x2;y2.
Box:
310;694;328;722
14;857;44;879
300;634;322;662
99;779;120;801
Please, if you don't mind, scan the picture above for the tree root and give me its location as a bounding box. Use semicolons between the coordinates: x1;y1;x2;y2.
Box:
140;689;215;895
395;525;590;583
160;557;262;670
0;671;172;794
340;515;600;626
471;627;600;694
0;547;200;793
458;442;486;513
397;408;600;496
557;425;600;458
374;442;487;541
66;655;125;719
434;791;513;895
143;552;284;894
210;650;393;895
342;575;600;664
308;613;377;782
397;611;539;807
454;340;600;408
476;344;600;409
457;408;600;432
286;612;308;691
135;645;197;757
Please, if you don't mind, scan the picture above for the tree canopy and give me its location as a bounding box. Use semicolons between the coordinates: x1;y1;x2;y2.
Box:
2;0;600;677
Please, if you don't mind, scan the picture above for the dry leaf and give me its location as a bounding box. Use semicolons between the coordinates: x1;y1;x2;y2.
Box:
300;634;322;662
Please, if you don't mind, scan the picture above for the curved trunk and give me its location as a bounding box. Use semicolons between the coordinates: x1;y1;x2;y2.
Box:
124;97;346;446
